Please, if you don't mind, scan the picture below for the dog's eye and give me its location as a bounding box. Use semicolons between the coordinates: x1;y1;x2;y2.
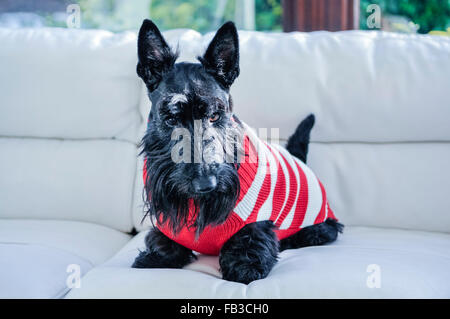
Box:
209;113;220;123
165;117;177;126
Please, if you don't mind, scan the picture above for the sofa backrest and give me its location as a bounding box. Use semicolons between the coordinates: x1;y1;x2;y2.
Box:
1;27;449;234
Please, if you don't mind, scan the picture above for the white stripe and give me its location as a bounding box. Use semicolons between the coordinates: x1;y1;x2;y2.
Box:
294;158;323;228
256;142;278;222
273;145;301;230
233;124;267;221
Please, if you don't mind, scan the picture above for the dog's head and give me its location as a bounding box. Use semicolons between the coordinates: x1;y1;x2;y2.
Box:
137;20;244;235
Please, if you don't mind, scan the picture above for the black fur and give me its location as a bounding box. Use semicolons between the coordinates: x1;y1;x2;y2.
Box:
280;218;344;251
137;19;179;91
220;221;279;284
132;228;196;269
286;113;315;164
198;21;240;89
133;20;343;284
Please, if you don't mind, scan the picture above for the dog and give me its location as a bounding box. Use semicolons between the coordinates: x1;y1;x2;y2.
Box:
132;20;343;284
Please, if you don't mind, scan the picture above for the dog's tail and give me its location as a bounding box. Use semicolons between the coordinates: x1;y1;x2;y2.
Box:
286;113;315;163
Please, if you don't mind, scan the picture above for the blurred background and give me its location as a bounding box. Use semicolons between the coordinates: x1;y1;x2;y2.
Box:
0;0;449;35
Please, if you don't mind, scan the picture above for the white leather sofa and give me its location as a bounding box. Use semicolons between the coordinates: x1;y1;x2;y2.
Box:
1;26;449;299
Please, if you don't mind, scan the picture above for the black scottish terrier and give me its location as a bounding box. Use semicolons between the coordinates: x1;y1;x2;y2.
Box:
132;20;343;284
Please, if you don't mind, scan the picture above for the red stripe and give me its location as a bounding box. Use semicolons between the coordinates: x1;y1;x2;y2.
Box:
288;160;309;229
143;157;152;202
143;157;148;184
266;145;286;222
314;180;328;224
273;151;298;227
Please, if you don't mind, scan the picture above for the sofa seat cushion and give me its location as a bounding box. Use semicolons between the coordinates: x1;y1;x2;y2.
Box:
66;226;450;298
0;219;130;298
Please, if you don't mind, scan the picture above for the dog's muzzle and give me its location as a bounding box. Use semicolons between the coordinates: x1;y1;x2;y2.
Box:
192;175;217;193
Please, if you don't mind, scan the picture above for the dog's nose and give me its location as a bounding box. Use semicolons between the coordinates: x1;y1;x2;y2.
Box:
192;175;217;193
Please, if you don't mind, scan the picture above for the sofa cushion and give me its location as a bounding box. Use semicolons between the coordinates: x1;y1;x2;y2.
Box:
0;219;130;298
65;226;450;298
0;28;142;143
229;31;450;143
0;138;138;232
308;142;450;233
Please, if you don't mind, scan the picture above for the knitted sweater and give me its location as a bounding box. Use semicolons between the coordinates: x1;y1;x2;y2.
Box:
145;123;336;255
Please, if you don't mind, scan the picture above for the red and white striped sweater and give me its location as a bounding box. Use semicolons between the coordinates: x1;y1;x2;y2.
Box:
146;123;336;255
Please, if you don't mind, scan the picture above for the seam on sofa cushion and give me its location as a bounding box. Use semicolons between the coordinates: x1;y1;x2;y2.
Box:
0;135;139;146
0;242;95;267
280;245;450;260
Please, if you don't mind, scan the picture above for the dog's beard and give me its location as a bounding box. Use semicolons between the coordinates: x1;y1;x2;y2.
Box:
141;130;241;237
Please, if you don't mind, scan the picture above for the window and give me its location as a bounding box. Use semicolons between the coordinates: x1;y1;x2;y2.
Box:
0;0;282;33
1;0;448;35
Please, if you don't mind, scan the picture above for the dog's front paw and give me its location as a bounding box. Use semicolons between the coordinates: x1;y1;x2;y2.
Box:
219;221;279;284
220;260;271;284
132;228;196;269
132;249;195;269
132;250;164;268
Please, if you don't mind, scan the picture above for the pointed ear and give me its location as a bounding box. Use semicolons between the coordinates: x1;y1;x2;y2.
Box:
199;21;240;89
137;19;178;91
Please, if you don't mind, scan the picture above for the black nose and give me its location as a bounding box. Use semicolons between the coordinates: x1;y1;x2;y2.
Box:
192;175;217;193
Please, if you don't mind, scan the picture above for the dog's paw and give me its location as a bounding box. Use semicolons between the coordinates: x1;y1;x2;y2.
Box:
131;250;166;268
132;249;195;269
219;221;279;284
221;261;270;284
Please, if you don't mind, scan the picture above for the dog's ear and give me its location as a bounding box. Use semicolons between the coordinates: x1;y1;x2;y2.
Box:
137;19;178;91
199;21;240;89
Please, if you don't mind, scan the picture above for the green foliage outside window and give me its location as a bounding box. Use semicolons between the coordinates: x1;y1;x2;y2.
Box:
75;0;281;32
4;0;449;35
254;0;282;31
149;0;282;33
360;0;450;34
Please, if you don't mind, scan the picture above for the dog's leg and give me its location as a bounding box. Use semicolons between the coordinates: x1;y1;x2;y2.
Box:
286;113;315;163
219;221;279;284
132;228;196;268
279;218;344;251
